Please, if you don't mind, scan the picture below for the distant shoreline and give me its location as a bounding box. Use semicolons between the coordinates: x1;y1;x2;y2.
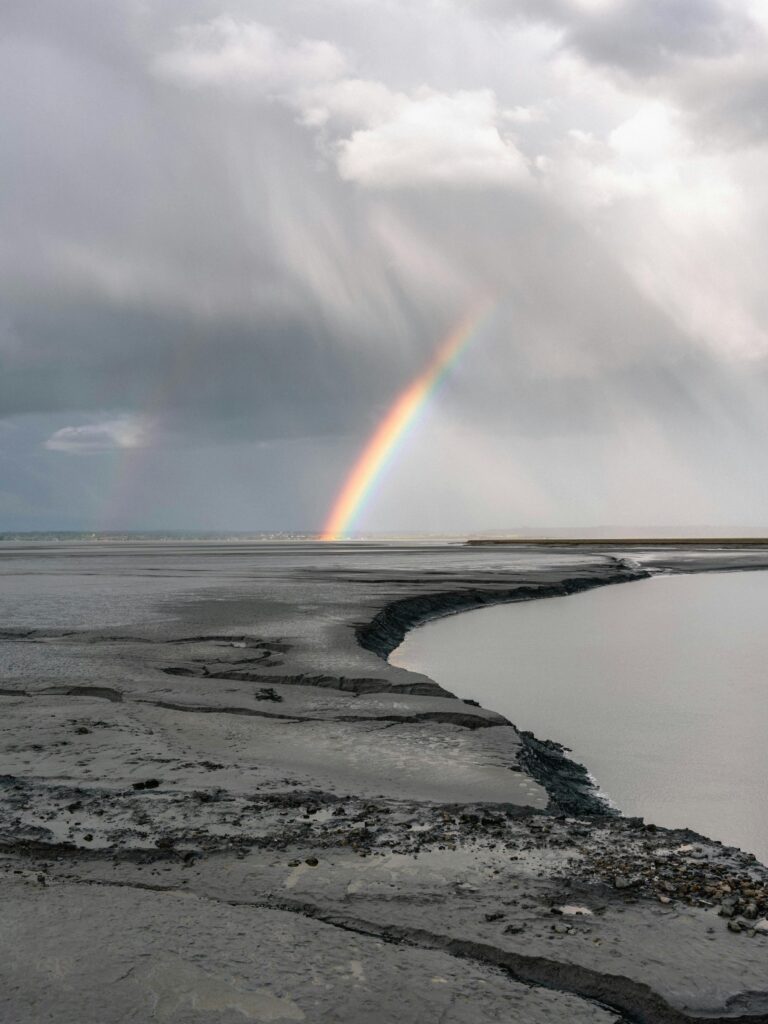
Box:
467;536;768;546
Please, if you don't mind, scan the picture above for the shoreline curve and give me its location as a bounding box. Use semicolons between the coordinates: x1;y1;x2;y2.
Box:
357;566;650;818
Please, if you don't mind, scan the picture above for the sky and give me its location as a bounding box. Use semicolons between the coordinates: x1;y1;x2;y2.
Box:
2;0;768;533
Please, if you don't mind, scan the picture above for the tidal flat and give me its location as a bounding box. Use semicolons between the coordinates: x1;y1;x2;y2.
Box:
1;540;768;1023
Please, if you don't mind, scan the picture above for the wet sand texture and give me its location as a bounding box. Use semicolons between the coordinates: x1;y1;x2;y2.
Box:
1;541;768;1023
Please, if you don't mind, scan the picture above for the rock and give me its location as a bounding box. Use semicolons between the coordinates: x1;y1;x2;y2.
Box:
256;687;282;702
288;859;301;867
155;837;174;849
743;902;758;920
753;919;768;934
485;912;505;922
83;834;93;842
614;875;640;890
305;857;319;866
21;871;46;886
132;779;161;791
503;923;525;934
727;919;743;933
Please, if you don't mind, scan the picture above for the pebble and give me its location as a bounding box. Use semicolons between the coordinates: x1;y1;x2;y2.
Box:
132;779;161;791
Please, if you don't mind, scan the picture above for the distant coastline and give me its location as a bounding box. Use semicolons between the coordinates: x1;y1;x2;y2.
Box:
467;536;768;546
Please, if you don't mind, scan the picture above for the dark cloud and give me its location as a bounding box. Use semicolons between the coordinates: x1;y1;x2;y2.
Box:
475;0;768;144
566;0;749;74
476;0;753;74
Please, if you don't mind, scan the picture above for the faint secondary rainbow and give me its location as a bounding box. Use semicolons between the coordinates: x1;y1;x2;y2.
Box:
321;298;493;542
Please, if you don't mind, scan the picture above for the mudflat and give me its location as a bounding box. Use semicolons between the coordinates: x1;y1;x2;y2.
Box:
1;540;768;1024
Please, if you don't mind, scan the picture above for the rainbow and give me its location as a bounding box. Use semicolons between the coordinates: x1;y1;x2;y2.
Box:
321;299;493;541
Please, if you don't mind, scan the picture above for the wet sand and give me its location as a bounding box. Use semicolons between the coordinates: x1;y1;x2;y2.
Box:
1;541;768;1023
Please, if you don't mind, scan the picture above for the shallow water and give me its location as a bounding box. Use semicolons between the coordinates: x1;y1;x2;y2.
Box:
391;571;768;863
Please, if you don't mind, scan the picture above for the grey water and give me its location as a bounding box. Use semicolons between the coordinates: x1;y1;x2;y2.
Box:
391;571;768;864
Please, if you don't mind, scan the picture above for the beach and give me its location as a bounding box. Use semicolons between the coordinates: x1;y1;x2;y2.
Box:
2;540;768;1023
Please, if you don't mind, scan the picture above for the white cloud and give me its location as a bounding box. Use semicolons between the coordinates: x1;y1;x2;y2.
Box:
156;21;529;190
538;103;694;208
503;104;547;124
154;16;347;96
567;0;621;10
45;417;150;455
336;88;530;187
297;77;399;128
536;98;768;359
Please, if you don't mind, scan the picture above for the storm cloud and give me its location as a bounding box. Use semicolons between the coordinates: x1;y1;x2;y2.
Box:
2;0;768;532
